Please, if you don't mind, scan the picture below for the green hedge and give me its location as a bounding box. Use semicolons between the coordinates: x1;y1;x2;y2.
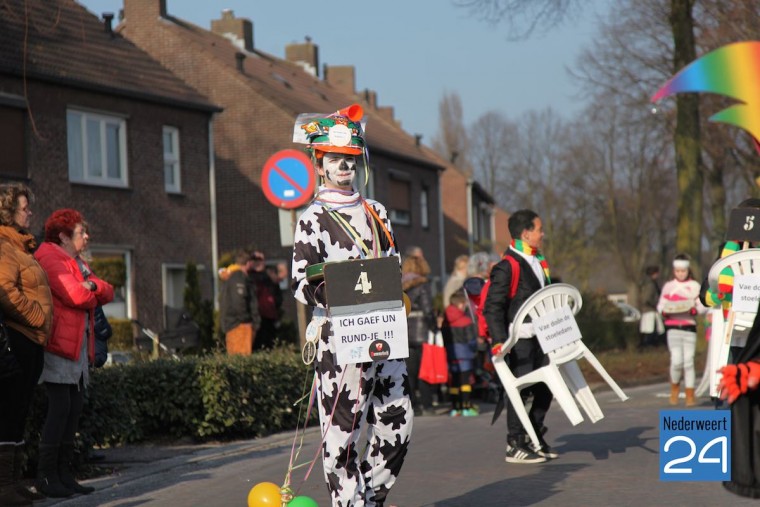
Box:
21;347;315;472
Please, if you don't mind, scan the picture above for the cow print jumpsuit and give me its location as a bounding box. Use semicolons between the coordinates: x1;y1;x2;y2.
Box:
292;187;413;507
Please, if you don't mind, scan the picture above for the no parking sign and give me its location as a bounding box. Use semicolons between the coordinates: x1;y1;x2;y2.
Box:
261;150;315;209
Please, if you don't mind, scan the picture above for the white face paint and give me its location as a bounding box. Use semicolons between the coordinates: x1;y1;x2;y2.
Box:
320;152;357;190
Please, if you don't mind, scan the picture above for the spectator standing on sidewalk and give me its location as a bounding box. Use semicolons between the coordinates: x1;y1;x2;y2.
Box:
443;255;469;308
0;183;53;506
34;209;114;498
402;246;437;417
218;249;260;355
484;209;556;464
639;265;664;349
249;251;282;350
442;290;478;417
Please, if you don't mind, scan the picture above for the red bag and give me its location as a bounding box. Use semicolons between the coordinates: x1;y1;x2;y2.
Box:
419;331;448;384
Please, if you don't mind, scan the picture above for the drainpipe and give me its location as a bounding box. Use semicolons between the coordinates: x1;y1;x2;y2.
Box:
208;115;219;309
466;178;473;255
437;170;446;295
489;204;496;253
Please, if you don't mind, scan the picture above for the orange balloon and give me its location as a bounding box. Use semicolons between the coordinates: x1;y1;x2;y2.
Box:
403;292;411;316
248;482;281;507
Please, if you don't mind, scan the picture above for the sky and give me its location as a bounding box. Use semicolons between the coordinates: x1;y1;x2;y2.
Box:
78;0;613;147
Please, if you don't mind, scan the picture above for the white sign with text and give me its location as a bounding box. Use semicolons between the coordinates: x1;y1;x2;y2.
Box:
331;307;409;365
534;305;582;354
731;275;760;313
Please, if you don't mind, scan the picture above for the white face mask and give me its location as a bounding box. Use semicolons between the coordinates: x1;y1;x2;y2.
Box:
321;153;357;189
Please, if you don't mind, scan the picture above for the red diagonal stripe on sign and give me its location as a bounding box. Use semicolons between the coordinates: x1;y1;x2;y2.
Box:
273;163;306;195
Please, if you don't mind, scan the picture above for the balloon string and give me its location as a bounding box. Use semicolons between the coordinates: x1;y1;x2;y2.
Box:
283;371;316;494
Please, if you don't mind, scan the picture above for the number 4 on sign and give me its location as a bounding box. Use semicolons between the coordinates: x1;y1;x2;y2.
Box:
355;271;372;294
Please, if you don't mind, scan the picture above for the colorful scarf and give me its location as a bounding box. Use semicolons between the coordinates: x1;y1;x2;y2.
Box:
705;241;741;308
512;239;551;283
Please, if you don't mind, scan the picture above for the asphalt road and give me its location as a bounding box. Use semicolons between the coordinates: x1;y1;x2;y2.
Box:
41;382;758;507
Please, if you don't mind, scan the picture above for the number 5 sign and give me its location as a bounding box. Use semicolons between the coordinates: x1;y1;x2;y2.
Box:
660;410;731;481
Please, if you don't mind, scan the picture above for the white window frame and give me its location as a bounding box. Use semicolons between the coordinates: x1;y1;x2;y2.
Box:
88;248;133;320
67;109;128;187
163;126;181;193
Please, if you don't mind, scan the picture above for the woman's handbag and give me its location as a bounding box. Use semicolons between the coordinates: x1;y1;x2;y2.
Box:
93;306;113;368
419;330;448;384
0;311;22;379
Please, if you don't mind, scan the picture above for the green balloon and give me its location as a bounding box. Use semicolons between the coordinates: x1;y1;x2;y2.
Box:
288;496;318;507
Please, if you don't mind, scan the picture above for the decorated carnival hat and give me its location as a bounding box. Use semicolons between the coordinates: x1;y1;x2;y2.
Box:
292;104;366;156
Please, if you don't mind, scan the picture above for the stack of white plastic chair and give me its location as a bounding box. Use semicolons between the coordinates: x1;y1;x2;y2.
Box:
491;283;628;450
703;249;760;397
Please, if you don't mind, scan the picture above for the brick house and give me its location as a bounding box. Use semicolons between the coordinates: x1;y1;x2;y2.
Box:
117;1;447;309
0;0;220;331
428;150;510;276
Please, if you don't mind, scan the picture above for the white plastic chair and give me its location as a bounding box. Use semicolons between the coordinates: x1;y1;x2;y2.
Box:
539;285;629;423
492;283;631;448
491;283;587;450
704;249;760;396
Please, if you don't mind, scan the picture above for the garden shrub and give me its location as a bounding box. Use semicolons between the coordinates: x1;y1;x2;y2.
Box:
21;347;315;471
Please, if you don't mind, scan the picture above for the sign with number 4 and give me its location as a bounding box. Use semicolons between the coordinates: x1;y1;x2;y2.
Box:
659;410;730;481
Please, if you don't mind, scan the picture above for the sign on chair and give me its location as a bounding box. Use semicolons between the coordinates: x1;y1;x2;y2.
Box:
534;306;583;354
731;275;760;313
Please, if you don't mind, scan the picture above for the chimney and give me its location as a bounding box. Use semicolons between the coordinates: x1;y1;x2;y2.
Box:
285;39;319;77
102;12;114;36
415;134;423;147
324;65;355;95
123;0;167;22
211;9;254;51
377;106;395;123
235;52;246;73
363;89;378;109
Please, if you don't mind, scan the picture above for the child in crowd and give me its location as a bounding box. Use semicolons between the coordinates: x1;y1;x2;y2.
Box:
442;290;479;416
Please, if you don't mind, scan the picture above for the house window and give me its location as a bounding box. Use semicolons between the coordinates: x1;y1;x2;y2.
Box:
420;186;429;229
89;249;132;320
162;264;186;315
0;105;26;178
388;172;411;226
67;109;127;187
163;126;181;193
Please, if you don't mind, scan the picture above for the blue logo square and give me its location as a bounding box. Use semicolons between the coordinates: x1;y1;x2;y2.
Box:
660;409;731;481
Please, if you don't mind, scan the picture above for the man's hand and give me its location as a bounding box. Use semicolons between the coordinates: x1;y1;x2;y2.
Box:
718;361;760;404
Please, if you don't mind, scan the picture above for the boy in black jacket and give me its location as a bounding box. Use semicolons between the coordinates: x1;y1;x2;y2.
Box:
484;209;556;464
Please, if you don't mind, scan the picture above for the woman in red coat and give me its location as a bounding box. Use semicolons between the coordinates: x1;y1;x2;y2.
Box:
33;209;113;498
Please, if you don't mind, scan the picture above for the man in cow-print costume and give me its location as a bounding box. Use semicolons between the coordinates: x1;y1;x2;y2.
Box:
291;105;412;507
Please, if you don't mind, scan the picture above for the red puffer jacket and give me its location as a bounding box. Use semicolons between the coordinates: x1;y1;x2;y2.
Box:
34;242;114;362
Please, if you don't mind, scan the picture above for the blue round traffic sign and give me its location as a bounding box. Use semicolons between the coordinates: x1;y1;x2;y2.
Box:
261;150;316;209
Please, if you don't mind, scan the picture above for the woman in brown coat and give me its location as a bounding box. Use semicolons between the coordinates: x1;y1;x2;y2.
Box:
0;183;53;506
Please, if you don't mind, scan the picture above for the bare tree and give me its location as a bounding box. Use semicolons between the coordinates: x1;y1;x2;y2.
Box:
431;91;471;169
469;110;517;205
454;0;582;39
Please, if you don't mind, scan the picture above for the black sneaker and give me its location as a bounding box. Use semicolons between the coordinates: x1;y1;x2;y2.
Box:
532;440;558;459
505;440;547;464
